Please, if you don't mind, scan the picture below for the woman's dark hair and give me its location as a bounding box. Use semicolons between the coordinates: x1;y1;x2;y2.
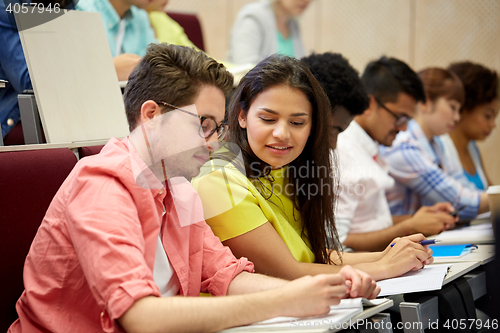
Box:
226;54;340;264
447;61;499;112
418;67;465;105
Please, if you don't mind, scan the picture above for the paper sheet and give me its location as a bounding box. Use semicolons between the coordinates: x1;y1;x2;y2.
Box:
377;264;451;296
430;223;494;244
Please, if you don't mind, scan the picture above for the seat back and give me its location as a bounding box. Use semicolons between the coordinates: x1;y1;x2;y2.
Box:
79;144;104;158
0;148;77;331
167;11;206;51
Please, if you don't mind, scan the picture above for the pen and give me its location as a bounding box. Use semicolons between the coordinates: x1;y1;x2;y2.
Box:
390;239;442;247
450;205;467;217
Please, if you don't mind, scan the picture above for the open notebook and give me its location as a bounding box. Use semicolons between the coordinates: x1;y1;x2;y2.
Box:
219;298;390;332
377;264;451;297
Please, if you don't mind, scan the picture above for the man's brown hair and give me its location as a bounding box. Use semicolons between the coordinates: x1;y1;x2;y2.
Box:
124;44;234;131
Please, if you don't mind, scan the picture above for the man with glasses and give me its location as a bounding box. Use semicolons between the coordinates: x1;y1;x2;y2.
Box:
334;56;456;252
10;44;378;333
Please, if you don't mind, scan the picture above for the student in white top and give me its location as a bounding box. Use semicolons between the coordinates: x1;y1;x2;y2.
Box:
443;61;499;190
336;57;457;252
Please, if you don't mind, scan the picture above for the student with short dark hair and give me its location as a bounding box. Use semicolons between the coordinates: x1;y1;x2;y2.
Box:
301;52;369;149
443;61;499;190
9;44;375;333
335;57;457;252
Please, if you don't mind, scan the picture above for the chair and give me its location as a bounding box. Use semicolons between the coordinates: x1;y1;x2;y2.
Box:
79;144;104;158
0;148;77;331
167;11;206;52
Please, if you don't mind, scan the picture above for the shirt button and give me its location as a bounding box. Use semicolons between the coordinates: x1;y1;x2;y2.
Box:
101;312;104;317
159;190;163;194
7;118;14;126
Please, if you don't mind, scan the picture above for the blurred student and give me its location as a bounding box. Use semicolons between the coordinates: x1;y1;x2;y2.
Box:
146;0;199;49
193;54;433;283
382;67;488;221
9;44;371;333
335;57;457;252
228;0;311;65
442;61;499;190
77;0;157;80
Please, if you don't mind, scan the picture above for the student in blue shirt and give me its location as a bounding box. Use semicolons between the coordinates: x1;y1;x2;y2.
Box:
381;67;490;220
444;61;499;190
0;0;32;139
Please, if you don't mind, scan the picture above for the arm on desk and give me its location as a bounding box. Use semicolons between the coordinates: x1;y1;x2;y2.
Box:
113;54;141;81
222;222;379;299
118;273;352;333
344;204;456;252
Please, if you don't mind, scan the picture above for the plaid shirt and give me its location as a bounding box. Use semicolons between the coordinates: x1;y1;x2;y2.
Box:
380;120;481;219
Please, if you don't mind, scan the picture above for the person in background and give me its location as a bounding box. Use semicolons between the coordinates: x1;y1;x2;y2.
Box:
381;67;489;222
334;57;457;252
193;54;434;283
442;61;499;190
0;0;32;140
76;0;157;80
228;0;311;65
146;0;199;50
300;52;369;150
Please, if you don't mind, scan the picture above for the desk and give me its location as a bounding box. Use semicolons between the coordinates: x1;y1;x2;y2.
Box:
218;299;394;333
398;258;492;332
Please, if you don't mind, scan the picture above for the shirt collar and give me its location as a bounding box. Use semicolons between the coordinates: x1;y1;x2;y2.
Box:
98;0;136;29
406;119;441;162
346;120;380;158
124;137;166;196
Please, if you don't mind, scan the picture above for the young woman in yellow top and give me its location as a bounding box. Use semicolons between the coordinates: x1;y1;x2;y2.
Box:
193;54;433;283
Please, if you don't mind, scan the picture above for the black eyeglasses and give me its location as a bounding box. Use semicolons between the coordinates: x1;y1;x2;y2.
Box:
374;97;412;128
155;101;229;141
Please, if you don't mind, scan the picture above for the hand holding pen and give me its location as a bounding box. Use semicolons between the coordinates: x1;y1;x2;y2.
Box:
391;239;441;247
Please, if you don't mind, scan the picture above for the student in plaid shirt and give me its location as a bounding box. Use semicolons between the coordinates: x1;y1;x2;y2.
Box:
381;67;490;220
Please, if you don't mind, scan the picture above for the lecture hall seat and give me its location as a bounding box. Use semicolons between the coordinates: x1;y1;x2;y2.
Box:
0;148;77;331
167;11;206;52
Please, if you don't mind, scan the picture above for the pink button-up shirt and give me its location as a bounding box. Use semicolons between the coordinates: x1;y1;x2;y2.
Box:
9;138;254;333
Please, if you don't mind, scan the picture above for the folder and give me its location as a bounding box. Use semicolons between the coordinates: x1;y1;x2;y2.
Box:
429;244;478;258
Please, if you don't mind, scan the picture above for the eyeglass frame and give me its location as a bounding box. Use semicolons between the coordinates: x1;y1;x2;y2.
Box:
373;97;412;128
155;101;229;141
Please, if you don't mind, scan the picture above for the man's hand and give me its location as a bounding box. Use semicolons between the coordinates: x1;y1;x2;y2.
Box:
405;203;457;235
277;274;348;318
113;53;141;81
338;265;380;299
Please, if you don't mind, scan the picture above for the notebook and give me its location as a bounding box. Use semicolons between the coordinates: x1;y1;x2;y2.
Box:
429;244;478;258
